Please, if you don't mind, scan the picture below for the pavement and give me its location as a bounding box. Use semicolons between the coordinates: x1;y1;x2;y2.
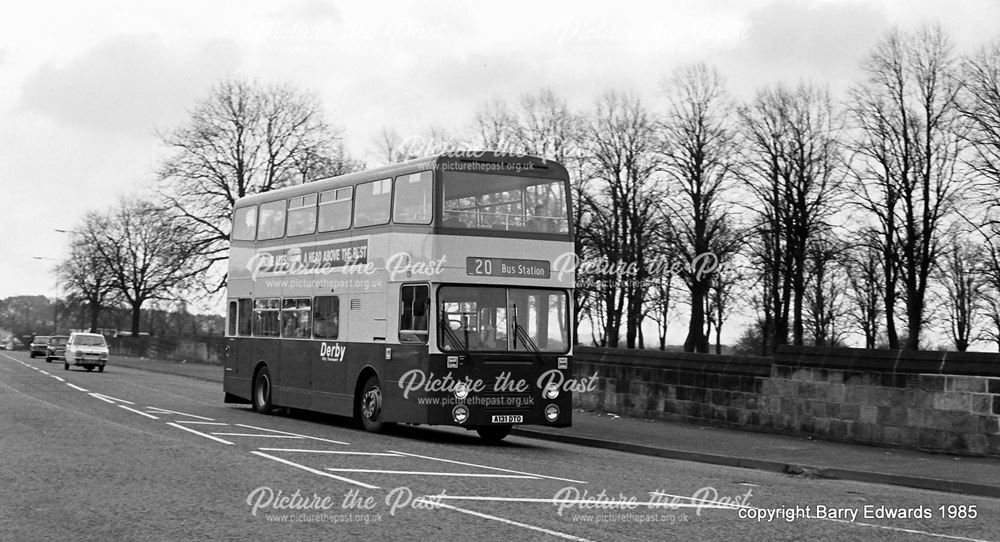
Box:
109;354;1000;499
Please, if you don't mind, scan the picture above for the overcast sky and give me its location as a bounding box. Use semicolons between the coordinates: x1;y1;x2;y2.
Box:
2;0;998;341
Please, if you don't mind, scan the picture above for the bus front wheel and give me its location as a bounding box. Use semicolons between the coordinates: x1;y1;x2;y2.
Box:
476;425;512;443
253;366;274;414
358;375;386;433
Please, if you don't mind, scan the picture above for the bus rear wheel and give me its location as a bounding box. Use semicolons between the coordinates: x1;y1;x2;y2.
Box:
358;375;387;433
476;425;512;443
253;366;274;414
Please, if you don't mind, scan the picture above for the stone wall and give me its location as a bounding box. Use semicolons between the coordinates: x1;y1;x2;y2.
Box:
573;346;1000;456
108;336;227;365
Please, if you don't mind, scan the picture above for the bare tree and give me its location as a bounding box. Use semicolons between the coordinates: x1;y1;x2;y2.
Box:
85;198;200;336
848;25;968;350
938;235;986;351
739;82;843;353
960;40;1000;188
582;91;663;348
57;213;118;333
844;232;884;349
805;236;848;347
658;63;738;353
157;79;356;290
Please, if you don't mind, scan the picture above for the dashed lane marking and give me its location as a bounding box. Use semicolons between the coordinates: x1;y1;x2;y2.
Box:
167;422;234;445
211;433;303;439
235;423;349;445
145;407;214;421
251;451;379;489
119;405;159;420
325;468;538;479
415;499;596;542
390;450;588;484
259;449;401;457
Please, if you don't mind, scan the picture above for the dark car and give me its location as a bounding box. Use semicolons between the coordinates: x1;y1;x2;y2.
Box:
45;335;69;363
29;336;50;358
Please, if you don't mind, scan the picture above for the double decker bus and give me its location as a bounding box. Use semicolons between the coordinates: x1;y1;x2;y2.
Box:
223;152;574;442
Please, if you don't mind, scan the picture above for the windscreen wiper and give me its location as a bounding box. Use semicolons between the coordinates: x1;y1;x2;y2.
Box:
440;308;471;357
511;304;543;362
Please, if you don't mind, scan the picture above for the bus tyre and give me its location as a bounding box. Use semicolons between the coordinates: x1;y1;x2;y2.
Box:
476;425;512;443
253;366;274;414
358;375;386;433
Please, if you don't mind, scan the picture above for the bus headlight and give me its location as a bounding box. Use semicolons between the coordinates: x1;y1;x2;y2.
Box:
543;383;560;400
452;405;469;424
544;404;560;422
454;382;470;400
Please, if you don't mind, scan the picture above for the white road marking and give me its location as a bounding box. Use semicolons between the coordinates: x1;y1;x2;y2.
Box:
325;468;538;479
167;422;234;445
251;452;378;489
119;405;159;420
50;375;64;382
235;423;349;445
174;421;229;426
429;495;730;508
91;392;134;405
89;393;117;404
145;407;214;421
415;499;595;542
39;370;50;375
650;491;995;542
65;383;88;392
210;433;303;439
390;451;588;484
259;449;401;456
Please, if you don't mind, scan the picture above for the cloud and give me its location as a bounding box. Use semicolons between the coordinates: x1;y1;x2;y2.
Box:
19;34;241;137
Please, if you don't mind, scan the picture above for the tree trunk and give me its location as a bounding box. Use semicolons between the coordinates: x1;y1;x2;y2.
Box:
130;301;143;337
684;285;708;352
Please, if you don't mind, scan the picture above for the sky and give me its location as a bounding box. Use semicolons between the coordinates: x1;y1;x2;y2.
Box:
1;0;998;343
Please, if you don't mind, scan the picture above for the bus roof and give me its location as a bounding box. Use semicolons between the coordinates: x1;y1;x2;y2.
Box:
234;151;567;208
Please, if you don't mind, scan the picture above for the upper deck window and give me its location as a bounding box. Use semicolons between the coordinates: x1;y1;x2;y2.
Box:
257;200;286;240
318;187;353;232
393;172;433;224
287;194;317;236
233;206;257;241
354;178;392;227
441;172;569;233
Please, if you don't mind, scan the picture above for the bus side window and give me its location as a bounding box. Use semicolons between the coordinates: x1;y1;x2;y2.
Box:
399;284;428;343
227;301;238;336
313;296;340;339
238;299;253;336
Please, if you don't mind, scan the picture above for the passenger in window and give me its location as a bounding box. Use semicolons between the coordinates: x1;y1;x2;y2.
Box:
283;316;298;338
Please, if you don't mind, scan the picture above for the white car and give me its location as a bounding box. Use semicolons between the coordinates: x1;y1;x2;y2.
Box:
64;332;109;372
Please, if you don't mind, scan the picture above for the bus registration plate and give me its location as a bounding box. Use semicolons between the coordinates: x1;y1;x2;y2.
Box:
491;415;523;424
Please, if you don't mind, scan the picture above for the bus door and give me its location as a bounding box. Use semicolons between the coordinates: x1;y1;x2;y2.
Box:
279;297;313;409
310;295;351;415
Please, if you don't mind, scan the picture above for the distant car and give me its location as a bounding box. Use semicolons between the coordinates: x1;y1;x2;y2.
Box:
64;332;109;372
29;336;50;358
44;335;69;363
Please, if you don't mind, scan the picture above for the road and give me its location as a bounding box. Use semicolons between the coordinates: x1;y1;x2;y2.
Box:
2;349;998;541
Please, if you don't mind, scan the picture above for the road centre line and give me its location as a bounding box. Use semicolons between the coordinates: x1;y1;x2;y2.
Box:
118;405;159;420
251;451;378;490
91;392;134;405
50;375;64;382
427;495;732;509
235;423;349;445
145;407;215;421
389;451;588;484
211;433;303;439
167;422;234;445
415;499;595;542
258;449;401;456
39;370;50;375
89;393;117;404
175;421;229;426
325;468;537;479
65;383;88;392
